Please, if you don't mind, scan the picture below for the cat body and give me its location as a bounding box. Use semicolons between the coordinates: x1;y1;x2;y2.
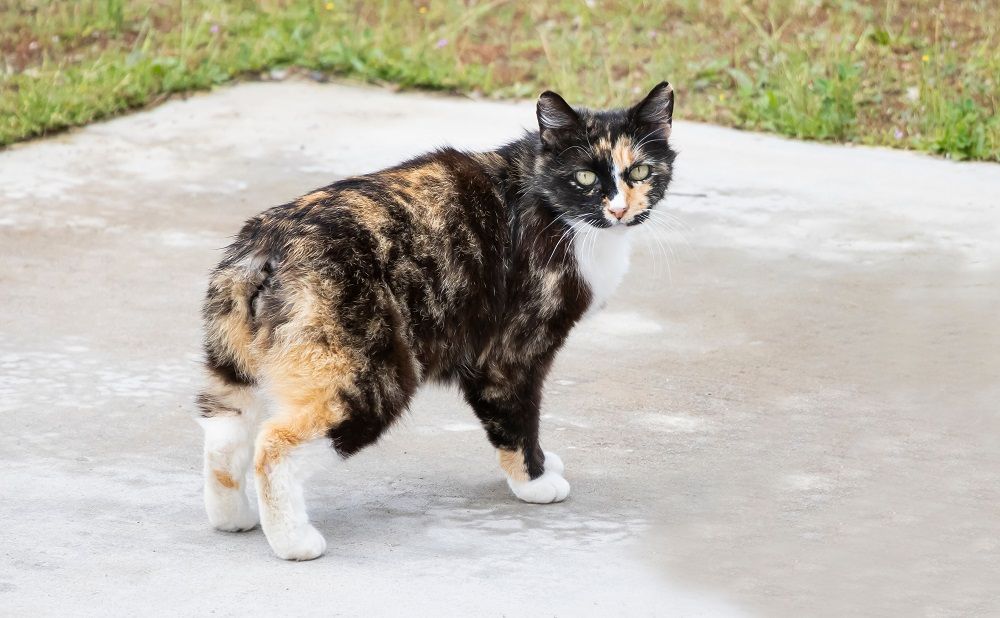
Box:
196;83;676;560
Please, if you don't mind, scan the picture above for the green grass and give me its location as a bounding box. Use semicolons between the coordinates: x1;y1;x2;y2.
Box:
2;0;999;161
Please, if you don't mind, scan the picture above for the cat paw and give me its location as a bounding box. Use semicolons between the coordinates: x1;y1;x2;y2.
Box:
508;472;571;503
210;508;259;532
266;524;327;561
507;452;570;504
543;450;564;475
206;493;259;532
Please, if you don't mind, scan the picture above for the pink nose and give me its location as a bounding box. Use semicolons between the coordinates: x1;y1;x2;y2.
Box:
608;204;628;220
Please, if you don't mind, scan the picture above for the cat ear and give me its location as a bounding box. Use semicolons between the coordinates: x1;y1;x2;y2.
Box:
631;81;674;133
536;91;580;147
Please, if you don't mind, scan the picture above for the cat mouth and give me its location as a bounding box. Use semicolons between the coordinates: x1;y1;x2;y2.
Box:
587;207;653;228
625;210;652;226
591;211;649;228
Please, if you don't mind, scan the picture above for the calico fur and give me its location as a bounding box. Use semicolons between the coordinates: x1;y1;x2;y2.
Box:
197;83;677;560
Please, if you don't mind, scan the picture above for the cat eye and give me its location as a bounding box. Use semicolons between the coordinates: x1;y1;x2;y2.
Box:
629;164;651;182
574;170;597;186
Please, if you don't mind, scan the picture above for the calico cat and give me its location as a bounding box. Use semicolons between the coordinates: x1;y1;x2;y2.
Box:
196;82;676;560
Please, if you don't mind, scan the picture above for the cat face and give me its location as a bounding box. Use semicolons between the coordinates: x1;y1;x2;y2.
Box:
534;83;676;228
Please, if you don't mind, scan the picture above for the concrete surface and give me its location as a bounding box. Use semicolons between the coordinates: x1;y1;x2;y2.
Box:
1;80;998;617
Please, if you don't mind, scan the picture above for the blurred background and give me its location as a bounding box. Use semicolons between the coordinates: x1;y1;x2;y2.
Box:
2;0;998;161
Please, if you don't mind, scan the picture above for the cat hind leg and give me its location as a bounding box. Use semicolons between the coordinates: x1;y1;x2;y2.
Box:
253;342;366;561
196;378;261;532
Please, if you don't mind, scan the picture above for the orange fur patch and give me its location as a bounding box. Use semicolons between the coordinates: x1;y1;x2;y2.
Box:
297;190;330;207
254;335;355;479
611;136;654;222
213;469;239;489
203;265;271;378
498;448;530;483
611;137;636;170
337;191;393;261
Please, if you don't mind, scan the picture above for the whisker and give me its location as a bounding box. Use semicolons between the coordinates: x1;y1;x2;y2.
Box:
646;208;693;230
538;212;569;238
558;144;590;158
645;215;688;252
584;227;593;275
644;210;695;249
633;128;666;151
644;212;687;238
635;137;670;149
642;214;699;268
648;224;673;284
636;225;660;279
543;216;583;272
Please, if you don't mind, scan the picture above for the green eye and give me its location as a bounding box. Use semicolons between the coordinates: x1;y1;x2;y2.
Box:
574;170;597;186
629;164;651;181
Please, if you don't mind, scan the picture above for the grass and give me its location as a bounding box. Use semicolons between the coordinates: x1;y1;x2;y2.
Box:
2;0;999;161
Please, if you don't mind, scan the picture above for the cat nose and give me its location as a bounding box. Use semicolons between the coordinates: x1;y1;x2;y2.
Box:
607;203;628;220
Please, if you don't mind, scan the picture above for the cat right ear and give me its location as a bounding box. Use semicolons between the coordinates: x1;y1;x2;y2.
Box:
630;81;674;135
536;91;580;148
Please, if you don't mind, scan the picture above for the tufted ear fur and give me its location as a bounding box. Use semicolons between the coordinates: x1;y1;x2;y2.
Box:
630;81;674;135
536;91;581;148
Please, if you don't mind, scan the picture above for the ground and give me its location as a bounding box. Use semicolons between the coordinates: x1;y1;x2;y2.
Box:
0;82;998;616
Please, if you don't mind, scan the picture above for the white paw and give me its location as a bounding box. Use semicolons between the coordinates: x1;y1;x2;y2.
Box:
508;472;571;503
507;452;570;504
543;451;564;475
267;524;327;561
206;489;259;532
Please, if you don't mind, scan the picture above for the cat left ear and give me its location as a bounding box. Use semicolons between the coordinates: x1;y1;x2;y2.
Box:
537;91;580;148
631;81;674;134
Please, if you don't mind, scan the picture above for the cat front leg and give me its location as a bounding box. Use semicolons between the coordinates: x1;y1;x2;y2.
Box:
461;369;570;504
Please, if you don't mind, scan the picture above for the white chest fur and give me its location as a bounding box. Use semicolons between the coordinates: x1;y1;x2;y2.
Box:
572;227;632;314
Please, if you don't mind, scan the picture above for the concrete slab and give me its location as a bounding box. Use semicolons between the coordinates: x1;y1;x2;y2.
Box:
1;80;998;617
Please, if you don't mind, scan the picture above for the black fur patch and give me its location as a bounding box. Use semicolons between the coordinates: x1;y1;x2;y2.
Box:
205;348;254;387
195;392;241;418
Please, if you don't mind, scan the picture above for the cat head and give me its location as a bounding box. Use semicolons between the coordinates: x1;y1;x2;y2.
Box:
533;82;676;229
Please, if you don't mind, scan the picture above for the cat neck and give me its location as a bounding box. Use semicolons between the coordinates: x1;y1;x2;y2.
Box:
483;136;634;313
572;224;632;315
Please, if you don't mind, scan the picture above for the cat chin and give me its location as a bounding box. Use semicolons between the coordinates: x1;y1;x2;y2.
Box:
607;221;636;231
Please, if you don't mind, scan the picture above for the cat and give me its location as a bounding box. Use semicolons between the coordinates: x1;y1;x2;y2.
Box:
196;82;676;560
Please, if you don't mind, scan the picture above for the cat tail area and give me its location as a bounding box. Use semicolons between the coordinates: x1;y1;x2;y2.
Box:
201;251;274;388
